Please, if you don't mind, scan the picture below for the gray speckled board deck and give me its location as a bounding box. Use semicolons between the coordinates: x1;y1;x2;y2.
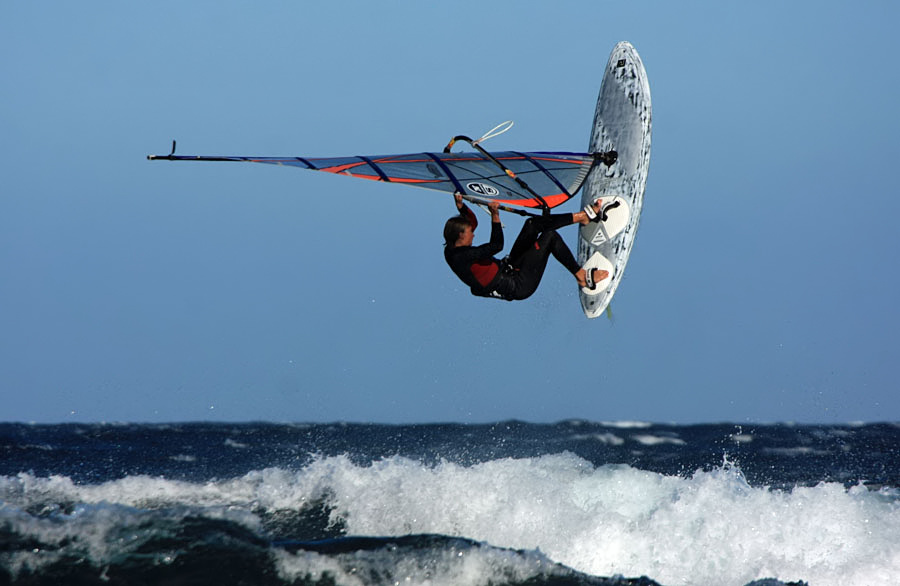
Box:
578;42;652;319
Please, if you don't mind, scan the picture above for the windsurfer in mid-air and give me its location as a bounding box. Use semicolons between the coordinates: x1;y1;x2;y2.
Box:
443;193;609;301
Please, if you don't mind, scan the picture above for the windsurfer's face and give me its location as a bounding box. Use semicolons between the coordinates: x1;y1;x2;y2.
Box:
456;225;474;247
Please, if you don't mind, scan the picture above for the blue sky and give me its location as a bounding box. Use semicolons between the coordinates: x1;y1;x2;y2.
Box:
2;1;898;424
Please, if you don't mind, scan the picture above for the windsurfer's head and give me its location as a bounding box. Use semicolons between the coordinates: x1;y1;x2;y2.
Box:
443;215;473;247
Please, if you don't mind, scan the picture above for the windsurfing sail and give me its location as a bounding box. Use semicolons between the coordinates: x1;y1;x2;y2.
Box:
148;144;600;215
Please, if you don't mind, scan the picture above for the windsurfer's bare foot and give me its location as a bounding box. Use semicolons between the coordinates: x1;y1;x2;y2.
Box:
576;268;609;288
577;199;604;225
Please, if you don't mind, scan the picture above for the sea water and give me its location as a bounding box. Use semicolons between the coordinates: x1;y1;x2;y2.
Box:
1;421;898;585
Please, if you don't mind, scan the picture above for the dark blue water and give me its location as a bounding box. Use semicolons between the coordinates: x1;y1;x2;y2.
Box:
2;421;898;585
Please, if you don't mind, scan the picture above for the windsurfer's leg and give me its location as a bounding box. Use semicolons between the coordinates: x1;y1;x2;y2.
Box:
507;229;580;300
508;213;577;263
523;229;610;289
542;230;581;275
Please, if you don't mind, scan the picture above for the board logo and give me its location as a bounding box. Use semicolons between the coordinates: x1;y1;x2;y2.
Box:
591;231;609;246
466;182;499;197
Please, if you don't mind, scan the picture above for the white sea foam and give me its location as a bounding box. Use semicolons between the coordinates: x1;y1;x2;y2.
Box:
272;541;565;586
631;434;686;446
568;433;625;445
3;454;899;586
599;421;653;429
0;494;259;579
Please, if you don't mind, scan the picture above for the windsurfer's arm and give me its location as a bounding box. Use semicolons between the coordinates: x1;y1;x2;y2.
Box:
488;201;500;224
487;201;503;251
453;193;500;232
454;192;478;230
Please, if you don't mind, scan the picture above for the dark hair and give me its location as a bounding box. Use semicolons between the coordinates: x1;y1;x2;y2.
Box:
443;215;471;246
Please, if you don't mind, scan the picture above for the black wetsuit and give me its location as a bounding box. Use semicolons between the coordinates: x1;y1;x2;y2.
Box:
444;204;582;301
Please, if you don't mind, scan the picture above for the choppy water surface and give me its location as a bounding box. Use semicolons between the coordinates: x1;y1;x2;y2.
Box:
2;421;898;585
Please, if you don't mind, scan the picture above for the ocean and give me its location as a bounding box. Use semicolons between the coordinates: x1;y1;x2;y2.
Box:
1;421;897;586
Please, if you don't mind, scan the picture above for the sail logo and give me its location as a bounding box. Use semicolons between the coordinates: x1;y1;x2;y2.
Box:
467;182;499;197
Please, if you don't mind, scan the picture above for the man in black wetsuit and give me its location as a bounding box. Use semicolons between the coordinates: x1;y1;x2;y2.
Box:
443;193;608;301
